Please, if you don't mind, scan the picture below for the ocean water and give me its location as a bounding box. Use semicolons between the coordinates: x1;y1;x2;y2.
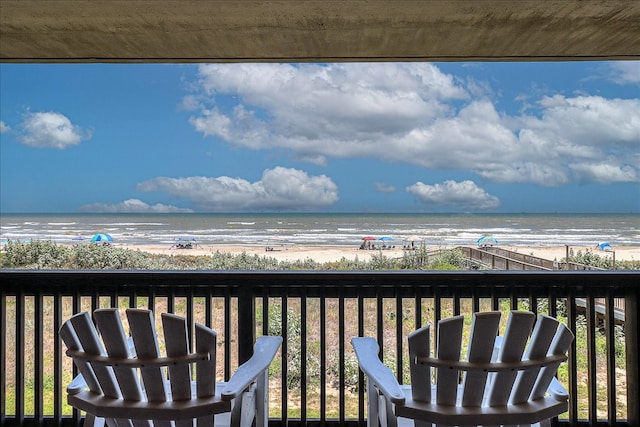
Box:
1;213;638;248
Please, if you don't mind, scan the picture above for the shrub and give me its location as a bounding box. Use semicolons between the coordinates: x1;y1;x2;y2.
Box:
428;248;467;269
2;240;469;271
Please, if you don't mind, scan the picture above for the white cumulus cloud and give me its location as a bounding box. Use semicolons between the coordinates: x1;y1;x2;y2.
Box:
185;63;640;187
569;162;638;184
137;167;339;211
406;180;500;210
608;61;640;85
18;111;91;149
0;121;10;133
80;199;193;213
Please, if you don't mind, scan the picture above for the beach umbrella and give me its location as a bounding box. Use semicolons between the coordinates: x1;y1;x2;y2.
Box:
362;236;376;241
405;235;423;242
597;242;613;251
477;235;498;247
378;236;393;241
90;233;113;243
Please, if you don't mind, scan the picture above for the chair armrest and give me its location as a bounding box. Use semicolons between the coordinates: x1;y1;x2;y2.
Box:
548;376;570;401
351;337;405;405
67;374;87;395
221;336;282;400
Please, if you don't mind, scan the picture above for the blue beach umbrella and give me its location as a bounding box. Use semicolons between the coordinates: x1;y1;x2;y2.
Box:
378;236;393;241
90;233;113;243
596;242;613;251
477;235;498;247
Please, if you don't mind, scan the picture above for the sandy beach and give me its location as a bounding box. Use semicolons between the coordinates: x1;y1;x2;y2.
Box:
122;243;639;264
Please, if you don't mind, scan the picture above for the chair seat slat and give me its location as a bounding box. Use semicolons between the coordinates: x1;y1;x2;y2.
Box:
396;384;568;426
67;387;230;420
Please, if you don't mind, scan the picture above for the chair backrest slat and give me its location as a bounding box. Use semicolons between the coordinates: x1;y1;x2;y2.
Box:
407;326;431;403
435;315;463;405
162;313;193;401
510;315;558;404
461;311;501;406
196;323;217;398
59;316;102;394
69;312;121;399
126;309;167;402
531;323;575;400
486;311;535;406
94;309;144;401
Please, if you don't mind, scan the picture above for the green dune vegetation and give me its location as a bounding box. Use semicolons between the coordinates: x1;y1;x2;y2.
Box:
1;239;469;270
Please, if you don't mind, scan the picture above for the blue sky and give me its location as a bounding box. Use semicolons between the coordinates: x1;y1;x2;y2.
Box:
1;62;638;213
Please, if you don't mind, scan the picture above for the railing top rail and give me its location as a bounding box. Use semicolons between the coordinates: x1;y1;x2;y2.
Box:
1;270;637;298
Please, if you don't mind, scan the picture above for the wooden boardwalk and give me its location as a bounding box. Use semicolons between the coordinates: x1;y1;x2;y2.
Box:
458;246;625;322
459;246;605;271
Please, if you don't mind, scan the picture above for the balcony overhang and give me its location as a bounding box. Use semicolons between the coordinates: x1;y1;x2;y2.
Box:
1;0;639;63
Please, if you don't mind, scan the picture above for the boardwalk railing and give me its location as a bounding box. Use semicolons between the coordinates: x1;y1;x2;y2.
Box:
461;246;606;271
1;270;638;426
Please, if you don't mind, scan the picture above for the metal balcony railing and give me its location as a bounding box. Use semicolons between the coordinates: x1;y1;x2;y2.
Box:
1;270;638;426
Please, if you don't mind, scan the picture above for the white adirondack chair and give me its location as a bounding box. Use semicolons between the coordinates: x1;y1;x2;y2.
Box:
352;311;574;427
60;308;282;427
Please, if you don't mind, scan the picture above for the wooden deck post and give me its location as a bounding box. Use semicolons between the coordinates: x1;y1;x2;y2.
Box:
237;284;256;364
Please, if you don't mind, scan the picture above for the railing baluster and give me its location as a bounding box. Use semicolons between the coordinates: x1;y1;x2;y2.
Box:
320;295;326;425
395;294;403;383
0;289;5;427
376;285;383;357
626;286;640;424
357;294;365;427
206;287;212;329
587;295;598;423
34;293;43;424
301;291;308;424
281;295;288;424
567;292;578;424
224;287;231;382
54;293;63;427
339;291;345;423
605;292;616;425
